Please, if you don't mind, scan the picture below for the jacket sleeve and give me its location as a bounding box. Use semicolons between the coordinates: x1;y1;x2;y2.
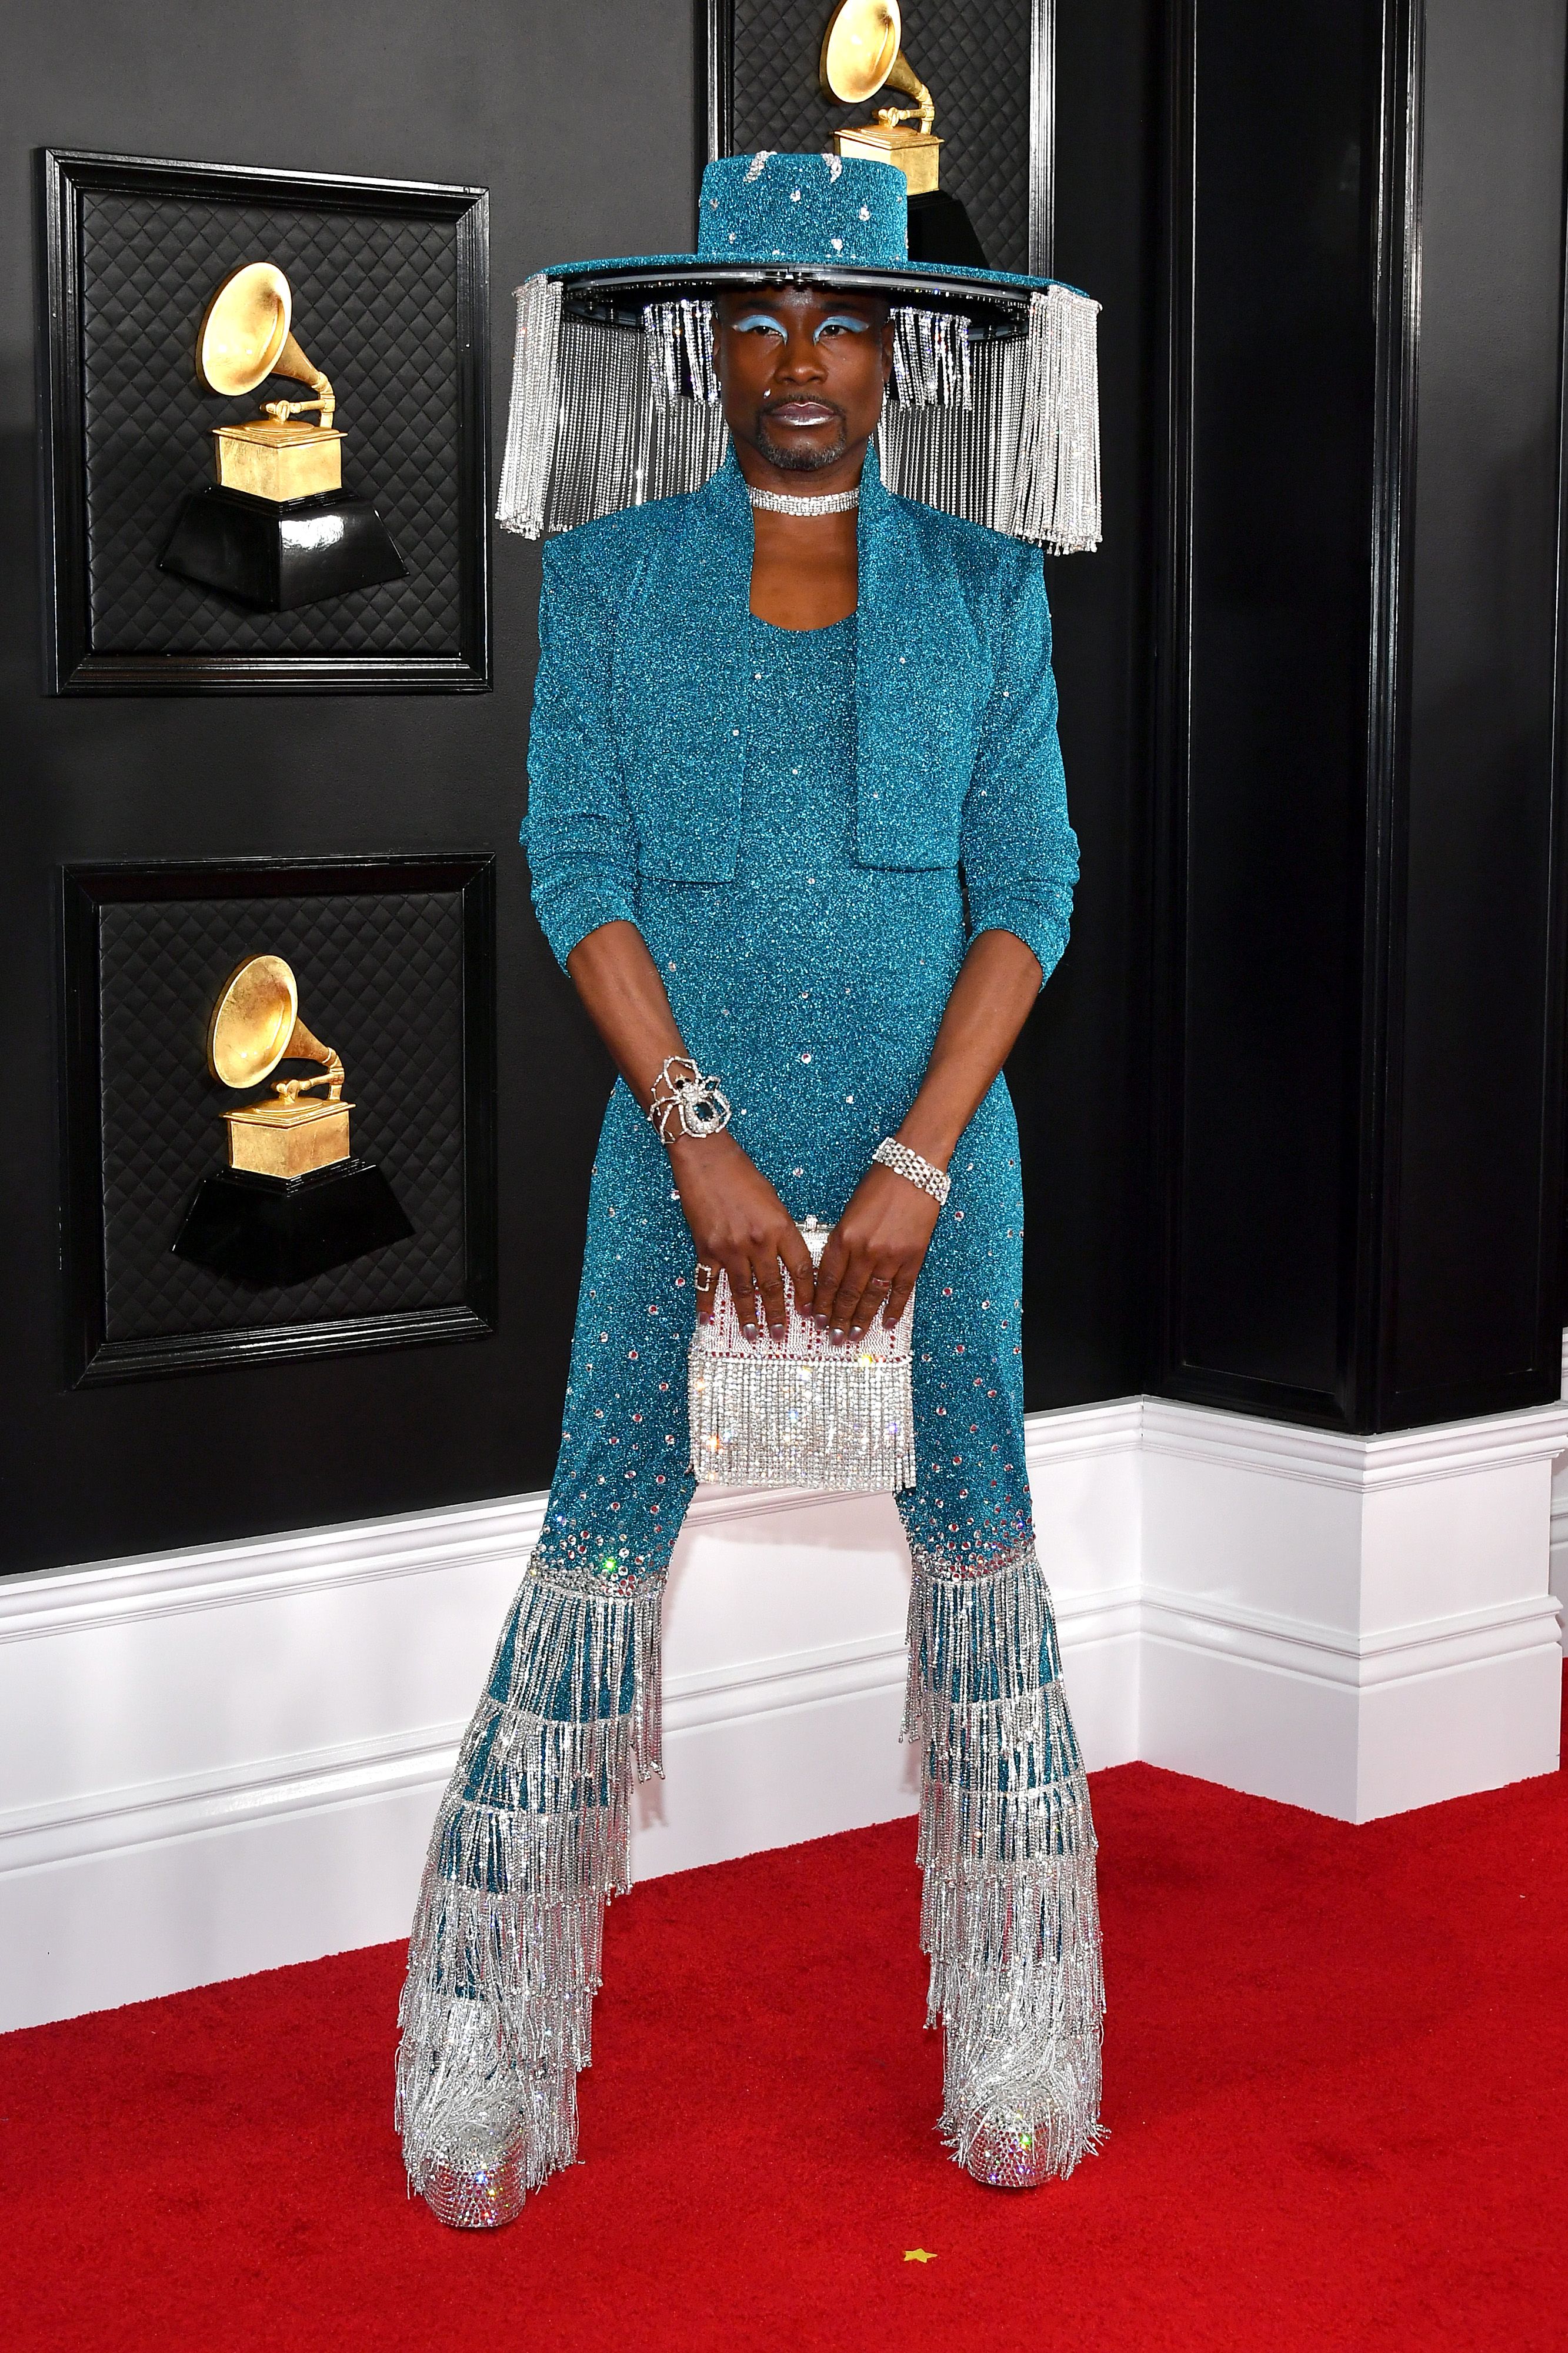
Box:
522;535;640;970
959;544;1080;987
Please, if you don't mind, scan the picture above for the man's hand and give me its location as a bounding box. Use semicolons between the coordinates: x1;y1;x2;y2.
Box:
669;1132;818;1340
811;1162;940;1344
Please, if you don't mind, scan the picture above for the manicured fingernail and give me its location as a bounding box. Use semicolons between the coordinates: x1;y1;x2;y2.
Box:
769;1322;786;1340
813;1313;829;1330
742;1322;758;1341
849;1324;863;1336
830;1328;846;1347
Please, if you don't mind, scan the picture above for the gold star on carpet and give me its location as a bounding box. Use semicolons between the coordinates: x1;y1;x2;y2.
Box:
903;2249;936;2264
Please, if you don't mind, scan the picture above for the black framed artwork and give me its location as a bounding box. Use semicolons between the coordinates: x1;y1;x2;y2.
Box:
700;0;1055;277
59;855;498;1385
36;149;490;694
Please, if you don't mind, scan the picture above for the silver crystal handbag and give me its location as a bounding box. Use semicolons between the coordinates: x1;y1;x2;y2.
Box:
688;1216;916;1492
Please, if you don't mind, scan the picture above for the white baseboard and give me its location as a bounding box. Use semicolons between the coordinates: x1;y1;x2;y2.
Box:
1;1381;1562;2030
1140;1394;1566;1817
1549;1325;1568;1652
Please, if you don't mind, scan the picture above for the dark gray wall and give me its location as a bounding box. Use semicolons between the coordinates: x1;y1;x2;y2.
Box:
2;0;1161;1577
20;0;1549;1574
1;0;695;1574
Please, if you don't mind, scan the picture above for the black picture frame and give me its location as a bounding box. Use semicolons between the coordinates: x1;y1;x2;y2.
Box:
36;148;491;695
699;0;1056;276
59;854;498;1385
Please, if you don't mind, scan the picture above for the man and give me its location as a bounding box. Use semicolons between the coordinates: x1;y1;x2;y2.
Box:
397;152;1103;2229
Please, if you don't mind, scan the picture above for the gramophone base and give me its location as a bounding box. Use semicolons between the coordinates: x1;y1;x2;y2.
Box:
172;1159;414;1288
905;191;988;269
160;486;408;612
835;124;942;196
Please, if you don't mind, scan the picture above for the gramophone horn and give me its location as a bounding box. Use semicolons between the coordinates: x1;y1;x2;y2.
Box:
195;263;336;430
206;955;345;1100
820;0;935;132
820;0;902;101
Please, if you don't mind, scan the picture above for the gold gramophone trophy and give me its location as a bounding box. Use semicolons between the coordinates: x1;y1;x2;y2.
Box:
161;262;406;612
171;954;412;1288
208;953;352;1179
820;1;987;265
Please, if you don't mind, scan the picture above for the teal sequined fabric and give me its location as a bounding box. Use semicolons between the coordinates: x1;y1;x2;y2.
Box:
396;486;1103;2224
531;605;1034;1589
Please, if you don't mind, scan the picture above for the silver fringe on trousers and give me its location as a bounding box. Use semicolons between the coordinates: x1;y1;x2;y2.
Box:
395;1567;662;2228
906;1544;1105;2184
396;1544;1102;2224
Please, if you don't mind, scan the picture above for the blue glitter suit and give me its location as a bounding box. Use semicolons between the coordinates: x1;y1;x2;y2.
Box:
528;451;1073;1588
396;449;1105;2222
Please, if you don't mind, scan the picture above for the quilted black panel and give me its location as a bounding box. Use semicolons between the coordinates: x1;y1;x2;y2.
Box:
81;192;462;654
96;889;467;1338
729;1;1036;275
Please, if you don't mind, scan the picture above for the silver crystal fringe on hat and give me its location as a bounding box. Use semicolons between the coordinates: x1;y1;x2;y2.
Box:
495;151;1102;554
497;278;1100;554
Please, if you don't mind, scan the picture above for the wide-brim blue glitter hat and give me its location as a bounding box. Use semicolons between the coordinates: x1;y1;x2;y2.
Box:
498;152;1100;553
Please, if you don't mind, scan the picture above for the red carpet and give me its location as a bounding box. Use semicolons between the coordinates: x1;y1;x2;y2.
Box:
4;1693;1564;2353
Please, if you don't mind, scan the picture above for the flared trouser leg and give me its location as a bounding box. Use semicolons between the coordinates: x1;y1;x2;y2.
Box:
903;1543;1105;2184
396;1072;1102;2214
396;1088;696;2227
394;1566;665;2227
894;1088;1105;2181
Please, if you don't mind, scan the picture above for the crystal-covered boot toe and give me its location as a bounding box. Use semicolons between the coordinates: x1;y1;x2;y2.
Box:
963;2111;1055;2189
401;1999;546;2231
418;2125;530;2229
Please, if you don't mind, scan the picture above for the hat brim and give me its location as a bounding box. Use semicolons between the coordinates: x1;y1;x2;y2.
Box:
548;255;1087;340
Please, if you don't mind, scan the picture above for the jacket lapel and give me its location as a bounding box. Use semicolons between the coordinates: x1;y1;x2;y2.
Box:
856;451;980;869
623;452;751;879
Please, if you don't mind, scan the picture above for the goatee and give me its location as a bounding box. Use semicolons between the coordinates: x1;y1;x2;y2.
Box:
755;406;849;472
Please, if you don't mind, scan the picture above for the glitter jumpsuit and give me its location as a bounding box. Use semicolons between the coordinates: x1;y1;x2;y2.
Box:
397;457;1104;2225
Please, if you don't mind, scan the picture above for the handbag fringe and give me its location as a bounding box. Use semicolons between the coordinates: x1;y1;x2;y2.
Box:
905;1544;1106;2181
689;1347;916;1491
395;1567;663;2228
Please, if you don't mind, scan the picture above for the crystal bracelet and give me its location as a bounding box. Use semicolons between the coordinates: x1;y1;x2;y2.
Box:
648;1055;733;1144
871;1136;952;1206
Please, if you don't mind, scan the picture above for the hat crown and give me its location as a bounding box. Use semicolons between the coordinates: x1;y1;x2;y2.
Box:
696;152;909;269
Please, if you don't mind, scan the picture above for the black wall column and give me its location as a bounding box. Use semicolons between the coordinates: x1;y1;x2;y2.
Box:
1011;0;1161;1411
1156;0;1568;1432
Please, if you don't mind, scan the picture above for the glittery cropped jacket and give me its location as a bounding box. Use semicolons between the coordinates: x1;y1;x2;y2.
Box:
523;447;1079;984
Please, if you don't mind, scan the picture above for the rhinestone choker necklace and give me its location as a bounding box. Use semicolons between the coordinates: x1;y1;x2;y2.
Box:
746;484;860;517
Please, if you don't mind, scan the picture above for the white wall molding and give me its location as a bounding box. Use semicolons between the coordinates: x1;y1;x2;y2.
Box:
1141;1389;1565;1819
1023;1395;1144;1467
0;1627;919;1883
1140;1586;1560;1689
2;1377;1563;2029
0;1477;863;1649
1547;1329;1568;1652
0;1721;462;1878
1141;1394;1568;1489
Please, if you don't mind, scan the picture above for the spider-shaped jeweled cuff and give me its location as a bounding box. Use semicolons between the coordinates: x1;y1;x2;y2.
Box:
647;1055;733;1144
